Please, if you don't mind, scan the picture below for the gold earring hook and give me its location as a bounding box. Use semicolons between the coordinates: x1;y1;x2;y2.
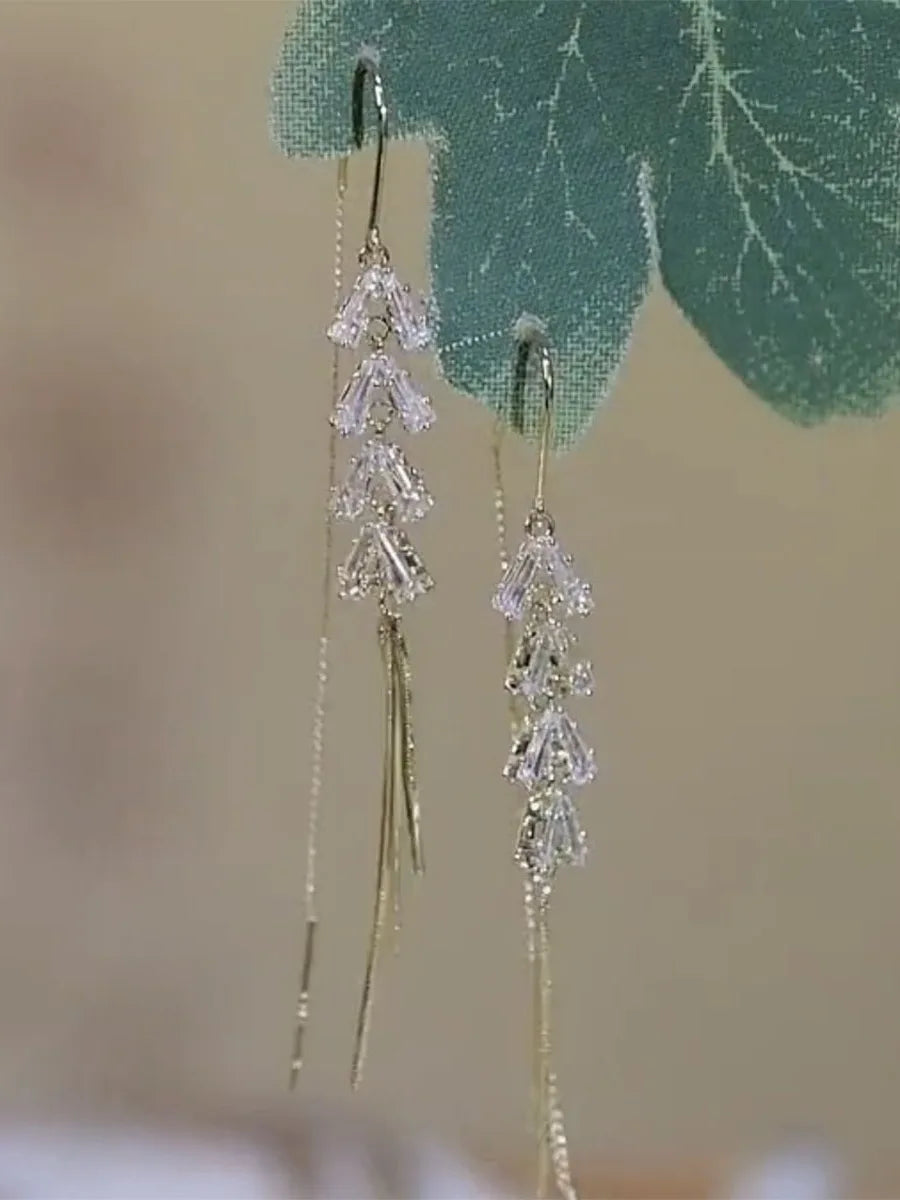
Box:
352;54;388;251
512;324;555;514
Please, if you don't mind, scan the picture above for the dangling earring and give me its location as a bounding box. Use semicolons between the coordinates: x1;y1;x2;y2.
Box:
290;55;432;1091
493;323;593;1200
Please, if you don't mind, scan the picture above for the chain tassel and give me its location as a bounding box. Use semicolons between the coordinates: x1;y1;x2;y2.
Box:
351;613;423;1089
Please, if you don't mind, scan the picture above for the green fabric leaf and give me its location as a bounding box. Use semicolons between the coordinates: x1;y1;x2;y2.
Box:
272;0;900;446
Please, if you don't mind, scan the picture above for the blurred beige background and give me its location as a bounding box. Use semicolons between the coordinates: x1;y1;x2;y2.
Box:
0;0;898;1191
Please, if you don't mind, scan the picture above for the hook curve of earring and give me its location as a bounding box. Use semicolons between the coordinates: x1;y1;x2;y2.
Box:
351;54;388;252
511;323;555;517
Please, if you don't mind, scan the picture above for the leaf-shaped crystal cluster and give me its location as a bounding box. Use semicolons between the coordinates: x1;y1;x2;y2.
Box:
494;519;594;885
332;354;434;437
328;265;431;353
331;440;433;523
328;253;434;608
274;1;900;445
516;789;586;878
337;521;433;603
493;531;593;623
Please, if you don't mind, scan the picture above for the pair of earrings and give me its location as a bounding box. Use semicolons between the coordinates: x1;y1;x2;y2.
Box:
290;57;592;1200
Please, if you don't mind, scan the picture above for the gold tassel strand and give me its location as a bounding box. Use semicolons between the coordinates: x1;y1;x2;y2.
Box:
349;613;425;1089
393;618;424;875
289;155;349;1088
351;613;398;1090
390;622;404;948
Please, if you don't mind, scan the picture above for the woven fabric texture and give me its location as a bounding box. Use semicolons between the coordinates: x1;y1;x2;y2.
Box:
272;0;900;448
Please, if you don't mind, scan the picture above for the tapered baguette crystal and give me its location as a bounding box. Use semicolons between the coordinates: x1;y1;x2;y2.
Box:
569;659;594;696
332;354;434;437
545;539;594;616
338;521;433;604
374;522;433;602
506;707;596;790
327;265;431;351
493;537;542;621
388;363;434;433
331;441;433;523
382;273;431;351
552;709;596;785
516;789;586;876
333;355;383;436
327;265;387;349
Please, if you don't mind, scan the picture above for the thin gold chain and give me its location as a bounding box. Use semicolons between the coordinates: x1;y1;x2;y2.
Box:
537;903;576;1200
289;155;348;1087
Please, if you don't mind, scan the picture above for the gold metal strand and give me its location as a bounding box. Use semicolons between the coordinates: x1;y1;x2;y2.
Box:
391;625;403;947
391;791;403;951
289;154;349;1088
394;620;425;875
351;613;398;1090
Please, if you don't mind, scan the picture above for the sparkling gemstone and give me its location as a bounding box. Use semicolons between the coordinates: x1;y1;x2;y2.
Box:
503;722;532;783
544;539;594;616
331;449;372;521
373;522;434;603
493;537;542;620
570;659;595;697
517;707;561;788
337;522;433;604
383;273;431;350
515;789;587;877
332;355;387;437
554;709;596;785
506;623;569;699
508;707;596;790
377;442;433;520
337;523;379;599
327;265;388;348
331;441;433;523
388;364;435;433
